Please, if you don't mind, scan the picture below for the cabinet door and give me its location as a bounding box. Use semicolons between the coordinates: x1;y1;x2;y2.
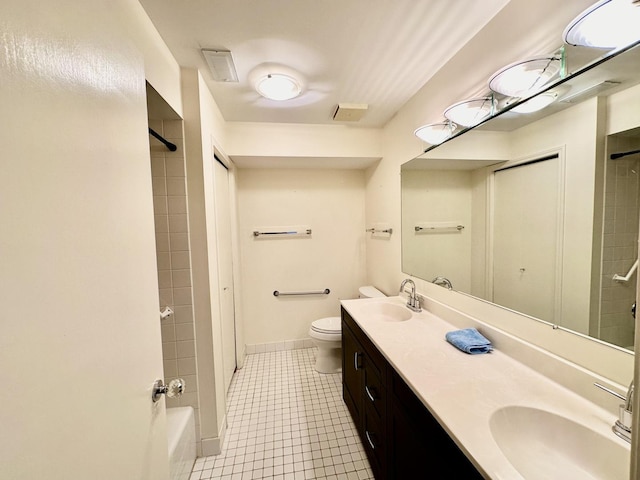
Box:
389;371;482;479
363;403;387;479
342;319;363;424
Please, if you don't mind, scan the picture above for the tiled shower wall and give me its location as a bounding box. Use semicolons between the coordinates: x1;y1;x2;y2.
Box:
149;119;202;452
600;136;640;348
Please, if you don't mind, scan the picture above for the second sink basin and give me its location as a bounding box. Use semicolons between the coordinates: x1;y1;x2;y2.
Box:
489;405;629;479
362;302;412;322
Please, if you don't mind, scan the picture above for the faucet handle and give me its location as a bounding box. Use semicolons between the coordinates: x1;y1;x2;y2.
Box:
594;382;627;402
594;381;633;442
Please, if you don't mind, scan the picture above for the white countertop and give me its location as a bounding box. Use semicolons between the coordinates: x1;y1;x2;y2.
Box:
341;295;630;479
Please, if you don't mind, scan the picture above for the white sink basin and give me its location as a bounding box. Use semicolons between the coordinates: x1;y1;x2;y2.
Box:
489;406;629;479
362;302;412;322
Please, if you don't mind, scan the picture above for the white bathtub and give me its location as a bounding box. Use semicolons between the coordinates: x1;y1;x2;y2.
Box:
166;407;196;480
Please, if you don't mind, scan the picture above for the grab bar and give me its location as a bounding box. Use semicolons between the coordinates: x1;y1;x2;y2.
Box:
613;259;639;282
273;288;330;297
254;229;312;237
366;228;393;234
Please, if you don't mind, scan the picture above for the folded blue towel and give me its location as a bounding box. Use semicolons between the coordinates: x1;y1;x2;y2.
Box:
445;328;493;355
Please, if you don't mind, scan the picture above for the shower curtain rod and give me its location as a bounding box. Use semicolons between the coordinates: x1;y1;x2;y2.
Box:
148;128;177;152
610;148;640;160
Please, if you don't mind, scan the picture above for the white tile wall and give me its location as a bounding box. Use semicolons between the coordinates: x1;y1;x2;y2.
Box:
149;119;202;452
600;137;640;348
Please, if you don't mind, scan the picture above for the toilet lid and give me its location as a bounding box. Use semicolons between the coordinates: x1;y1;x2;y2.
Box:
311;316;341;334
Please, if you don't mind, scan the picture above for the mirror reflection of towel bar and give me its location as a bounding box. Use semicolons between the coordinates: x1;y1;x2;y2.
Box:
415;225;464;232
274;289;330;297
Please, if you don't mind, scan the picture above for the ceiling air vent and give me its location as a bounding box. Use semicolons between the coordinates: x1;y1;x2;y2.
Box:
202;49;238;82
333;103;368;122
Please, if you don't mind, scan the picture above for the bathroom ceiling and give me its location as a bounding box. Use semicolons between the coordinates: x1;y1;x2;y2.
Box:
138;0;511;128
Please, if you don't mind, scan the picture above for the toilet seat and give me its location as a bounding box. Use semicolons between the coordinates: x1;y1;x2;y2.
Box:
311;316;341;334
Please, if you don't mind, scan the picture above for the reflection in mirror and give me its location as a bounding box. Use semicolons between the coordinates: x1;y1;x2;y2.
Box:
402;42;640;351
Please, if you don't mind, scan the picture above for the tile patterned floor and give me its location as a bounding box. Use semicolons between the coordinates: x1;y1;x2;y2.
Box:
190;348;374;480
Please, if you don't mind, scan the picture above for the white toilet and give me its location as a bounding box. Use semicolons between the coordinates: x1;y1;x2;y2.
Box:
309;286;385;373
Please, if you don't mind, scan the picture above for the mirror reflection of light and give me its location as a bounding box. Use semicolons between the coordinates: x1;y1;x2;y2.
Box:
510;92;559;113
564;0;640;49
444;97;495;127
414;122;457;145
489;57;561;98
255;73;302;101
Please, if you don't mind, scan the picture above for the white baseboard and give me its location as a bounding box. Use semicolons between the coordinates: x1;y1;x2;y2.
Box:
245;338;315;355
200;417;227;457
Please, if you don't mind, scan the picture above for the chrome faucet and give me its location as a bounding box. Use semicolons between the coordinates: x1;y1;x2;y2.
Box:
399;279;421;312
432;276;453;290
594;380;633;443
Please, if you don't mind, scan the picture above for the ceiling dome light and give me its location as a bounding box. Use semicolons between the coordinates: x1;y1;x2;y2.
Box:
444;97;496;127
255;73;302;101
509;91;559;113
564;0;640;49
414;122;457;145
489;56;561;98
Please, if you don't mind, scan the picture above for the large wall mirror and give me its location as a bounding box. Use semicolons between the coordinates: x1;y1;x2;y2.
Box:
402;41;640;352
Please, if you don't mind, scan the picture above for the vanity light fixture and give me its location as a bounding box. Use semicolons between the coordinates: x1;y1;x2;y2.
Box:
414;121;457;145
509;91;559;113
443;96;496;127
489;56;562;98
564;0;640;49
255;73;302;101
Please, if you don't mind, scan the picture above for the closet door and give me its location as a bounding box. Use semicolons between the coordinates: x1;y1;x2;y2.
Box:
492;157;561;322
213;157;237;393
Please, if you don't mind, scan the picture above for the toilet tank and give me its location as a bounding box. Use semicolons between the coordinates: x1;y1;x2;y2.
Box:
358;285;385;298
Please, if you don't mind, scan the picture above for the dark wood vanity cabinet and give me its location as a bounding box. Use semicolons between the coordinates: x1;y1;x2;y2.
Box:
341;309;387;477
341;307;482;480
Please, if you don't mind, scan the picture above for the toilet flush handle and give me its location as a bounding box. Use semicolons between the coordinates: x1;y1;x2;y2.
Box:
152;378;185;403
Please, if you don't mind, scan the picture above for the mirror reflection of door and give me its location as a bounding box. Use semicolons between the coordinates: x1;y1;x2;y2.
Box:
492;155;561;323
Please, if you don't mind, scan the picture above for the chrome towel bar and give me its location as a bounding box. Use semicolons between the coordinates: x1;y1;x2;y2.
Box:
253;229;312;237
273;288;330;297
366;228;393;234
415;225;464;232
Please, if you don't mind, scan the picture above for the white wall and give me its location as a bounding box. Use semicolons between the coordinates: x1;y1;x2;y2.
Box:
607;83;640;136
1;0;183;478
181;68;230;455
226;122;382;163
237;169;367;346
401;170;473;291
